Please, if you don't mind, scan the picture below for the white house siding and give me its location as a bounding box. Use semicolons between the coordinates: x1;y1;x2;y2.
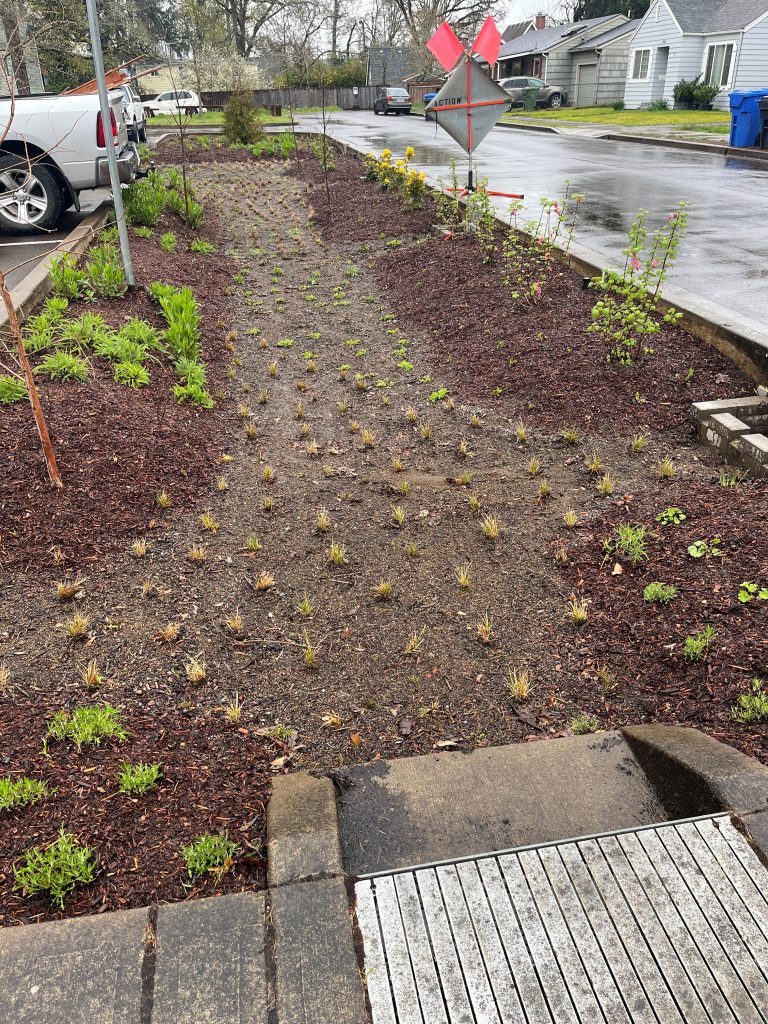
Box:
573;37;634;106
622;0;700;107
733;17;768;92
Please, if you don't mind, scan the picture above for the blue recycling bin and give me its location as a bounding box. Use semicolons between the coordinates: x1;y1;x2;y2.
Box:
729;88;768;147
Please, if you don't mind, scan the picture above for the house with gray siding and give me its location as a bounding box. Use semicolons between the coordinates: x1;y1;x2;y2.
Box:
568;20;642;107
623;0;768;110
494;15;629;102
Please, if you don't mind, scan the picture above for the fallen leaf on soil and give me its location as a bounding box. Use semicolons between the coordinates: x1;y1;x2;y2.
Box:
398;717;415;736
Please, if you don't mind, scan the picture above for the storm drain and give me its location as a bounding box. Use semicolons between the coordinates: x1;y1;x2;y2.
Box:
354;814;768;1024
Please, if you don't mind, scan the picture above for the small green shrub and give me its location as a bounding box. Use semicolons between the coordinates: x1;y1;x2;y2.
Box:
35;351;90;383
0;375;28;404
190;239;215;254
683;625;716;662
159;232;177;253
44;704;127;752
134;226;153;238
604;523;649;567
174;357;206;386
123;174;166;227
172;381;214;408
120;318;161;350
611;100;625;111
181;832;239;878
224;93;264;145
113;361;150;388
738;581;768;603
571;713;599;735
116;761;162;795
158;287;201;361
85;244;127;299
655;507;686;526
732;678;768;723
49;253;89;300
13;827;97;908
643;581;678;605
0;776;53;811
648;99;669;111
688;537;722;558
58;312;113;352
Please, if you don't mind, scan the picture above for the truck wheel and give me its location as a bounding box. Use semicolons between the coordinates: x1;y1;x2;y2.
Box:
0;154;64;235
138;122;147;143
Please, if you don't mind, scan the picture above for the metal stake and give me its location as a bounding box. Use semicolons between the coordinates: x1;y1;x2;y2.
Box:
84;0;134;285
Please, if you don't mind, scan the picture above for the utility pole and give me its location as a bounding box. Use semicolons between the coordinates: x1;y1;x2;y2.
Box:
84;0;135;285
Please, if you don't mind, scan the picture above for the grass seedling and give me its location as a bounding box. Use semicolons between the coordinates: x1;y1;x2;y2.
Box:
181;833;238;879
481;515;500;541
56;578;85;601
596;473;614;496
245;534;262;553
261;496;275;513
224;693;243;725
362;429;375;448
306;440;320;459
456;471;473;487
585;451;602;475
316;508;331;532
568;596;589;626
470;414;483;429
374;580;393;600
187;545;206;563
527;457;541;477
225;609;244;635
476;614;494;644
185;656;207;683
564;509;578;528
468;494;481;514
683;625;716;662
405;542;420;558
561;427;582;445
643;582;678;605
328;542;347;566
405;407;418;423
514;420;527;443
658;457;676;480
65;613;89;639
302;630;320;669
537;478;551;500
44;704;127;752
404;627;427;656
261;465;275;483
13;827;97;908
216;476;228;493
597;665;617;689
457;438;471;459
391;505;406;527
0;662;10;691
157;622;181;643
455;563;472;589
117;761;161;796
630;432;649;453
0;776;52;811
297;594;314;617
322;711;343;729
255;571;276;591
419;422;432;441
348;420;360;433
200;512;220;533
605;523;649;567
80;659;104;690
156;490;172;509
506;667;530;701
268;360;279;378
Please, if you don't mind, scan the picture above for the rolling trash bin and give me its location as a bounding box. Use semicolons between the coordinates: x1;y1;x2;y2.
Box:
729;88;768;147
522;86;539;112
760;96;768;149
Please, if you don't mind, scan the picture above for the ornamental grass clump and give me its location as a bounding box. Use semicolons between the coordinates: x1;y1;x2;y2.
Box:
181;832;239;879
0;776;53;812
44;704;127;752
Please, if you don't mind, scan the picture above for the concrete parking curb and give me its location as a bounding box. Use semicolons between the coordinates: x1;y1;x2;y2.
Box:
622;725;768;861
0;204;110;331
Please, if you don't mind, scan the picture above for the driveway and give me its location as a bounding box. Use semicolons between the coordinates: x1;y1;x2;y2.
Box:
0;191;106;291
299;111;768;323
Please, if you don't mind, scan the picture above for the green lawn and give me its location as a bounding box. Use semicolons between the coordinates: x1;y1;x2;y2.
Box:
147;106;341;128
502;105;729;128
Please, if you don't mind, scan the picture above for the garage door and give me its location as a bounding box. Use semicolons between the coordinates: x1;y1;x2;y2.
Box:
576;63;597;107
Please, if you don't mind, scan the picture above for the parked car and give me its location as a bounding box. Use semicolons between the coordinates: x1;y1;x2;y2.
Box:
143;89;207;117
500;76;567;109
116;82;146;143
373;87;412;116
0;91;139;234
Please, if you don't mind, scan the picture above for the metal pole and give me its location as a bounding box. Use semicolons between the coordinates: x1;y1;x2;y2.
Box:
84;0;135;285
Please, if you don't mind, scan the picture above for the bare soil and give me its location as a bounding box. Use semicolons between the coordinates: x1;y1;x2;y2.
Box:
1;143;765;924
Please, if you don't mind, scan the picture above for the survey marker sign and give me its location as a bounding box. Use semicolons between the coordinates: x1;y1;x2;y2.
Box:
425;58;510;155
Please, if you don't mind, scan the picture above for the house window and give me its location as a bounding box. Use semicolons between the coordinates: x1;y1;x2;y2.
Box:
631;48;650;79
532;57;542;77
704;42;734;88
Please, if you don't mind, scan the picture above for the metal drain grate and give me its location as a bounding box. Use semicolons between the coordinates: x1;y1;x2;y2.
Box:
355;814;768;1024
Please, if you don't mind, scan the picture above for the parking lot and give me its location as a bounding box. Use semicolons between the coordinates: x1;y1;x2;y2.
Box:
0;191;106;290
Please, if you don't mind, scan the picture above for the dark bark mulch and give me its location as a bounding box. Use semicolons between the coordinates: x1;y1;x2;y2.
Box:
373;234;752;434
562;477;768;761
291;147;437;242
0;213;235;571
0;698;271;926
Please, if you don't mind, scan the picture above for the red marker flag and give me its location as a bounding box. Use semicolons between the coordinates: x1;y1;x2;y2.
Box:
472;16;502;67
427;21;465;72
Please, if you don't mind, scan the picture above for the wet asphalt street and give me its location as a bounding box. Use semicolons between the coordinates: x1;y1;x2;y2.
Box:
301;111;768;322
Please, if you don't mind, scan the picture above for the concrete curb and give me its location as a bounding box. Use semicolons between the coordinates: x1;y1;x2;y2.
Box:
622;725;768;861
267;773;344;886
328;134;768;386
0;204;111;331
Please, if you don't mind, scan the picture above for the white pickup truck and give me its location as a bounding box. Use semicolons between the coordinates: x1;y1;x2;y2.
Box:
0;91;140;235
